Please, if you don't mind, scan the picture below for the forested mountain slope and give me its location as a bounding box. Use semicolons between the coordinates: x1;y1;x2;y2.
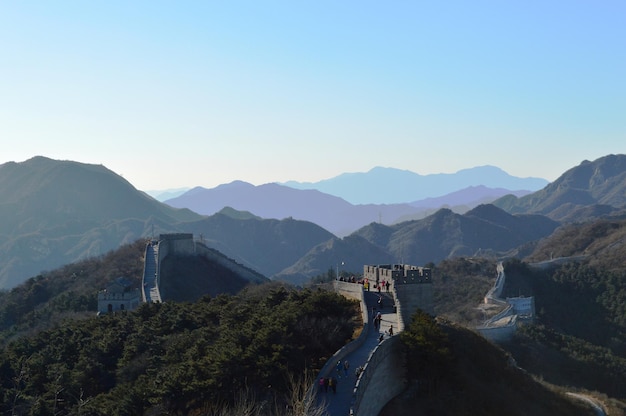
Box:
494;154;626;220
525;217;626;271
0;157;201;288
0;239;267;341
0;285;359;415
382;310;595;416
355;205;558;264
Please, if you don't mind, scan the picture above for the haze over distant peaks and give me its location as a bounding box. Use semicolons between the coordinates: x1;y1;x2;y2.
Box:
145;187;190;201
283;165;549;204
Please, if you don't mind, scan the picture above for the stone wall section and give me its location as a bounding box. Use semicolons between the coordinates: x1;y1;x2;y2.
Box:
154;233;267;300
193;242;267;284
395;283;434;324
477;262;535;342
351;336;405;416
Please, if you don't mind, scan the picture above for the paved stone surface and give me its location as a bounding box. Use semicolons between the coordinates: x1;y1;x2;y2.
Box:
317;289;398;415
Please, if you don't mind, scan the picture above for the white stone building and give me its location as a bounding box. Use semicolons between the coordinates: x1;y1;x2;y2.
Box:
97;277;141;314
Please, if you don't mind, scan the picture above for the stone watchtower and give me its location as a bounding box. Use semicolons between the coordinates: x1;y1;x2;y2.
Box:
363;264;434;328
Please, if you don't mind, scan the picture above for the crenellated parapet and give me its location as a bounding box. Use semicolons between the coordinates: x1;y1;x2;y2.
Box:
363;263;431;285
363;264;434;328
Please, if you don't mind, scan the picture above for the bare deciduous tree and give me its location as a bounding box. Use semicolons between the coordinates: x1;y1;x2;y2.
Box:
282;370;328;416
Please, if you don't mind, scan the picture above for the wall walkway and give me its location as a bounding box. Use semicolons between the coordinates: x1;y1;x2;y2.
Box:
316;283;404;415
142;241;161;303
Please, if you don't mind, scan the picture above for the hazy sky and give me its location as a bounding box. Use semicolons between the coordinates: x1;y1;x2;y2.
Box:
1;1;624;191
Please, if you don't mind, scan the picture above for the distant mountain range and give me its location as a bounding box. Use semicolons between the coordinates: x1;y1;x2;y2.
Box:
147;187;190;201
164;180;533;237
283;165;548;204
147;166;546;205
0;154;625;289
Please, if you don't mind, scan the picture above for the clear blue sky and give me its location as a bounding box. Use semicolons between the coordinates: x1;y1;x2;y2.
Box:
1;1;624;191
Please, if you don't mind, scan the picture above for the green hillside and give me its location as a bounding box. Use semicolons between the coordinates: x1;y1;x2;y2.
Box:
494;154;626;220
525;218;626;271
0;157;202;288
0;238;266;342
382;310;596;416
0;284;359;415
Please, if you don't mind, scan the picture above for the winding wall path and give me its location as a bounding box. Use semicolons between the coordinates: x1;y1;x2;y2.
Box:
316;285;401;416
142;241;162;303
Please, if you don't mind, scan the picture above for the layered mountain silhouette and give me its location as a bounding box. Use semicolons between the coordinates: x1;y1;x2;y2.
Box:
1;154;625;289
165;181;419;237
283;165;548;204
164;181;532;237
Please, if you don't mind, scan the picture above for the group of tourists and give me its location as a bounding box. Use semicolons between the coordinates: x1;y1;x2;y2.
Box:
364;278;392;293
318;359;352;395
376;279;391;293
339;276;392;294
338;275;358;283
318;375;338;394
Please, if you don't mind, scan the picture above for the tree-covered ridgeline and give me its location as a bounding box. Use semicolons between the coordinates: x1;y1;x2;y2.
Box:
400;257;626;406
400;309;453;392
389;310;595;416
0;240;146;343
0;284;359;415
503;259;626;353
501;259;626;399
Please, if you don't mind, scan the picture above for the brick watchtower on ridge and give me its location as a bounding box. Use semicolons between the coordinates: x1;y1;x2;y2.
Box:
363;264;434;327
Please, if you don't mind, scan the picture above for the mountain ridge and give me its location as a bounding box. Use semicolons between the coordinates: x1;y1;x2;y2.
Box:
1;154;625;290
164;181;533;237
283;165;548;204
0;156;203;288
493;154;626;221
273;205;560;284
